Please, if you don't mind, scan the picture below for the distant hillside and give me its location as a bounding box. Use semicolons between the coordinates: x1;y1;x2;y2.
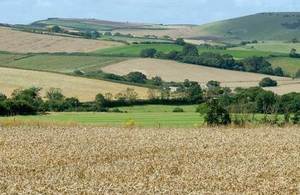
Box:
195;12;300;41
31;18;163;31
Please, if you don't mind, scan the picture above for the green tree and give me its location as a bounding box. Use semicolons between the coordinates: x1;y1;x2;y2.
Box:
95;93;107;111
273;67;284;76
205;99;231;126
126;72;147;83
175;38;185;45
255;90;276;113
50;25;62;33
182;44;199;56
46;88;65;101
140;48;157;58
259;77;278;87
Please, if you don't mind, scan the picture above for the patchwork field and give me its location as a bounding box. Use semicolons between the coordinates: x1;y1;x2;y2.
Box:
0;27;123;53
0;67;148;101
102;58;295;90
95;43;274;58
0;125;299;194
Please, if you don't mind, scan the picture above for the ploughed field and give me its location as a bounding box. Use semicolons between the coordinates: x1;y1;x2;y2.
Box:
0;125;299;194
0;27;123;53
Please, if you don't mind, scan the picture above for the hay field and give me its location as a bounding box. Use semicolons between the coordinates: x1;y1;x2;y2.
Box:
102;58;294;89
0;67;148;101
0;27;123;53
0;125;299;194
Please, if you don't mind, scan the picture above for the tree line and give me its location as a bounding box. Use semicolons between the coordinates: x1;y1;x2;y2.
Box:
1;80;300;126
140;39;285;77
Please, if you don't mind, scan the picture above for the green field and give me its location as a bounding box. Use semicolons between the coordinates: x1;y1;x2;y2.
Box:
94;43;274;58
198;48;275;59
94;43;183;56
268;57;300;75
0;105;285;128
231;41;300;54
0;53;127;73
1;105;203;128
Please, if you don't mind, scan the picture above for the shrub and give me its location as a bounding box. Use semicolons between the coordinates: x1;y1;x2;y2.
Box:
173;107;184;112
291;111;300;124
259;77;278;87
140;48;157;58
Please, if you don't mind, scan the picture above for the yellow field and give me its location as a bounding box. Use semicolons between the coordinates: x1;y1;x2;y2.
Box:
0;125;299;194
0;67;148;101
0;27;123;53
102;58;298;93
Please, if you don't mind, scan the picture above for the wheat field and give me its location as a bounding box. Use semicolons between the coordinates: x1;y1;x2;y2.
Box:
0;124;299;194
0;27;123;53
102;58;298;92
0;67;148;101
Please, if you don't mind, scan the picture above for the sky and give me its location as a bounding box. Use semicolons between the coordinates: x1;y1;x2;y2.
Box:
0;0;299;25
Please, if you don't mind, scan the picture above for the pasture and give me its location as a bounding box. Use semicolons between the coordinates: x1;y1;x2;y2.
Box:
0;67;148;101
0;53;128;73
94;43;274;58
102;58;295;90
231;41;300;54
268;57;300;76
0;27;123;53
0;105;202;128
94;43;183;56
0;125;298;194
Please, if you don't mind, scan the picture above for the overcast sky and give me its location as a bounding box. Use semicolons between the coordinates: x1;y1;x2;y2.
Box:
0;0;299;25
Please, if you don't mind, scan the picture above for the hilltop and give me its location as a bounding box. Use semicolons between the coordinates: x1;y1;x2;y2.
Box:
195;12;300;41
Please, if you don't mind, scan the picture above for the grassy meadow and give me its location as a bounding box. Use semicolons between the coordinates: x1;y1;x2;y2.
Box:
0;105;286;128
0;105;203;128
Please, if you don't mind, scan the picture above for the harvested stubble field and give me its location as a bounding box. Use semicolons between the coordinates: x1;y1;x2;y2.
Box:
0;27;123;53
0;125;299;194
0;67;148;101
102;58;299;93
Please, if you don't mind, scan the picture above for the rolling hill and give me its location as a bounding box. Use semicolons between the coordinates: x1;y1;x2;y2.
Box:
195;12;300;41
31;18;163;31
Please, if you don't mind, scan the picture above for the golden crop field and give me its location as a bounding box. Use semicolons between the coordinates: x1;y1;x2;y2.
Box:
102;58;298;93
0;67;148;101
0;124;299;194
0;27;123;53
